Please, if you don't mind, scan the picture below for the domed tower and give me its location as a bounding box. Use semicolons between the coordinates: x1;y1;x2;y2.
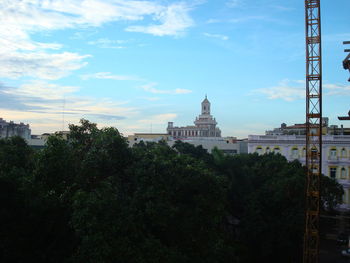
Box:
194;95;221;137
201;95;210;115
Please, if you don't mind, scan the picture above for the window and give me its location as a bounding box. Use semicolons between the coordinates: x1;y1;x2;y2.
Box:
311;148;318;160
256;147;262;155
222;149;237;155
341;168;347;179
330;167;337;179
311;165;318;174
273;147;280;154
341;148;347;158
291;147;299;159
302;148;306;157
266;147;270;154
329;148;337;160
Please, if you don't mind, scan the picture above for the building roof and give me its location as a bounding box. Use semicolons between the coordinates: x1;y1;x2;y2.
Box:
285;123;318;129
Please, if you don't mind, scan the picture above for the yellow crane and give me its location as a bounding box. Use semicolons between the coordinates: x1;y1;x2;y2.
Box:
303;1;322;262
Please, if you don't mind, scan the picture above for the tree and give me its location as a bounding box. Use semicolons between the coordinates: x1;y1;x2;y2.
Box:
320;175;344;212
209;151;344;263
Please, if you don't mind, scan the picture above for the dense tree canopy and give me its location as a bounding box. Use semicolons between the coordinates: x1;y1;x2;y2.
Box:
0;120;344;263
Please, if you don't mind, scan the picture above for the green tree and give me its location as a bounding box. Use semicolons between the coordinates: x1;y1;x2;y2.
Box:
320;175;344;212
209;151;344;263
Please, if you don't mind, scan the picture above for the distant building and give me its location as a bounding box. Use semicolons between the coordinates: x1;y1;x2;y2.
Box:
249;120;350;211
127;133;171;147
127;97;246;154
167;96;221;138
27;131;70;149
266;117;350;136
168;137;248;155
0;118;31;140
127;132;247;155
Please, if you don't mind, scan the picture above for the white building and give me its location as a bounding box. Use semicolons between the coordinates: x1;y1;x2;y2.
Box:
127;97;247;154
127;133;247;155
248;134;350;210
167;96;221;138
0;118;31;140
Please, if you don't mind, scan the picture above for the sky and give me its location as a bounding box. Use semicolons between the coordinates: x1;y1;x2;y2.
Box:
0;0;349;138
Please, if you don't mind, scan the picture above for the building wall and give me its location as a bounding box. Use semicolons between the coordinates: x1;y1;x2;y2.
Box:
127;133;247;155
0;118;31;140
248;135;350;210
127;133;170;147
167;137;243;154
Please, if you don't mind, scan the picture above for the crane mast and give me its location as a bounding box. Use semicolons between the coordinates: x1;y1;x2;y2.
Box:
303;0;322;262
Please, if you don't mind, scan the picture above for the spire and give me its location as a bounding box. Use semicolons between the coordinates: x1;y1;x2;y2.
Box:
201;95;210;115
202;95;209;103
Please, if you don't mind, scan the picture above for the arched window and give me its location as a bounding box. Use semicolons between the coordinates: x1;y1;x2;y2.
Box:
273;147;280;154
291;147;299;159
256;147;262;155
341;167;347;179
329;167;337;179
341;148;347;158
302;147;306;157
329;148;337;160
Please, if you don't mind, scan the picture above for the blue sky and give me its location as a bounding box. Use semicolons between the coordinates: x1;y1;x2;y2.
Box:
0;0;349;138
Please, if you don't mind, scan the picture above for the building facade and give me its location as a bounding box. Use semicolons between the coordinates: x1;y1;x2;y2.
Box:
266;118;350;136
127;132;247;155
0;118;31;140
248;134;350;210
167;96;221;138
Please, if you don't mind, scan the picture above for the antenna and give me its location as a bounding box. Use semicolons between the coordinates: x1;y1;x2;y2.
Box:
62;95;65;132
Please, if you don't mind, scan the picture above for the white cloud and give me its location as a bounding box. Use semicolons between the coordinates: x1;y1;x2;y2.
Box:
253;79;305;101
5;80;79;100
81;72;141;81
270;5;295;11
140;83;192;95
254;80;350;101
143;97;161;101
174;88;193;94
138;113;177;124
87;38;128;49
126;3;194;37
0;1;196;80
203;33;229;41
0;80;138;133
206;19;222;24
324;83;350;96
226;0;243;8
323;33;350;43
0;51;89;80
1;1;194;42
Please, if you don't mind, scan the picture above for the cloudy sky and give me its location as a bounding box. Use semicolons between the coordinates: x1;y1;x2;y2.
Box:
1;0;349;138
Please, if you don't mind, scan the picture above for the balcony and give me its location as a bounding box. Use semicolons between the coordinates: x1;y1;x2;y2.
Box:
328;156;339;161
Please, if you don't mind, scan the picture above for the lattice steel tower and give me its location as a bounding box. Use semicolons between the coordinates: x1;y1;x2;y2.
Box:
303;0;322;263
